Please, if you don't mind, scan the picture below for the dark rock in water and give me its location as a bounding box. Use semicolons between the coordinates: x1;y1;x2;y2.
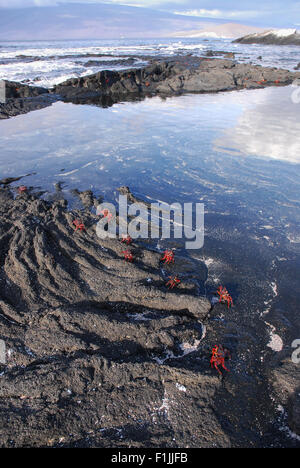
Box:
294;63;300;70
117;185;151;207
0;81;53;119
2;58;300;119
0;94;57;119
224;52;235;59
70;188;100;208
205;50;235;58
0;176;23;185
83;58;136;68
234;29;300;45
53;58;300;106
271;354;300;437
118;185;135;198
257;56;263;60
4;80;48;99
288;391;300;435
54;182;64;192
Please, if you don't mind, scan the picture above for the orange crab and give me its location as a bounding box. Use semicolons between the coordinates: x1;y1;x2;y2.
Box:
99;209;113;222
217;286;233;308
166;276;180;289
161;250;175;265
122;250;133;262
210;345;230;375
121;234;133;245
73;219;86;232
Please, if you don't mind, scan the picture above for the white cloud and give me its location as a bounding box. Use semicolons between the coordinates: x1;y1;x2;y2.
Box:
58;14;79;18
174;8;260;20
0;0;57;6
0;0;184;7
214;87;300;164
105;0;184;6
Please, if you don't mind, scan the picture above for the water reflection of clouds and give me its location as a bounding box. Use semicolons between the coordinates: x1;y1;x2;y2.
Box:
0;86;299;196
214;86;300;164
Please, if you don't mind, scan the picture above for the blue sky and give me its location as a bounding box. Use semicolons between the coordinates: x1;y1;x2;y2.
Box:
0;0;299;28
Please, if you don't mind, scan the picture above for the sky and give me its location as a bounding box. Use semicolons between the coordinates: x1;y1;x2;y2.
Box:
0;0;299;28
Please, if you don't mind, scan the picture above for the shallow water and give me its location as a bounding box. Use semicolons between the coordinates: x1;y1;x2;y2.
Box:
0;85;299;446
0;85;299;194
0;87;299;253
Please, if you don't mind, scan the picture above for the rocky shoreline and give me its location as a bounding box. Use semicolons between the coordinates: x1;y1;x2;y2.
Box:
0;184;219;447
234;29;300;45
0;183;299;447
1;56;300;119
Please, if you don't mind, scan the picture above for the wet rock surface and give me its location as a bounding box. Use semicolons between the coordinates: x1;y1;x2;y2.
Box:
1;57;300;118
3;80;48;100
0;82;55;119
82;58;137;68
269;352;300;437
0;185;299;447
53;57;300;102
0;186;213;448
0;95;57;120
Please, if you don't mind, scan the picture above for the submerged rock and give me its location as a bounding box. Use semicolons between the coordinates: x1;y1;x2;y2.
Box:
0;81;56;120
83;58;136;67
224;52;235;59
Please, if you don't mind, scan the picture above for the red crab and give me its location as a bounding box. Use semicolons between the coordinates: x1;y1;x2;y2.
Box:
121;234;133;245
166;276;180;289
161;250;175;265
122;250;133;262
210;345;230;375
100;209;113;222
73;219;86;232
256;79;267;85
18;186;27;194
217;286;233;308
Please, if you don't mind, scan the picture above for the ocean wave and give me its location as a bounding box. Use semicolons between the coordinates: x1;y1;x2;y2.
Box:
0;38;299;88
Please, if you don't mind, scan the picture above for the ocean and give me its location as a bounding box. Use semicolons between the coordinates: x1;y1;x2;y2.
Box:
0;37;299;87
